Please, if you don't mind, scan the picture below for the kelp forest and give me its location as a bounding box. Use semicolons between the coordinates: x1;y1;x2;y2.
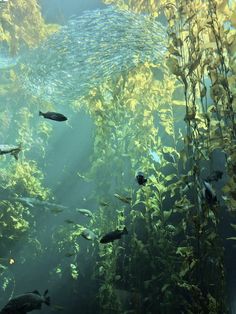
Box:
0;0;236;313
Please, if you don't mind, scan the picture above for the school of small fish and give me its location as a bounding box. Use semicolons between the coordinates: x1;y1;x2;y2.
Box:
15;6;167;105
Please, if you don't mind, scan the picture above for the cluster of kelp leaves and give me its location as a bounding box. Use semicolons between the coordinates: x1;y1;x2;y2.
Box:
1;0;236;313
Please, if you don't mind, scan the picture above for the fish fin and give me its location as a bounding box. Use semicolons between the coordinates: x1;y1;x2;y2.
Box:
44;289;49;296
11;151;19;160
32;290;41;295
123;227;128;235
45;296;51;306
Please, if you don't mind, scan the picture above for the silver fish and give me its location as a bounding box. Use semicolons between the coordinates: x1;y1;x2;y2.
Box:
16;7;167;105
76;208;94;218
11;197;68;210
81;228;98;241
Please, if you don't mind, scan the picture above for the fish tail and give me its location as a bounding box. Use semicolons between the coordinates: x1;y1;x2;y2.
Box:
45;296;51;306
123;227;128;235
39;110;43;116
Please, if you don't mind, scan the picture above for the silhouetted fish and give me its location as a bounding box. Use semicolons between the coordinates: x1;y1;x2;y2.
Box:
100;227;128;244
0;144;22;160
206;170;223;182
0;289;50;313
39;111;67;121
136;171;147;186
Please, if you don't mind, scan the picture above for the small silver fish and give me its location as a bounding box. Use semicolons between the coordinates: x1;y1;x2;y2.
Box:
76;208;94;218
114;194;131;204
81;228;98;241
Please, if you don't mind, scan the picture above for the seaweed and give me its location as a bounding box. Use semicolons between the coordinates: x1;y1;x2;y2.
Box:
0;0;58;54
0;0;235;312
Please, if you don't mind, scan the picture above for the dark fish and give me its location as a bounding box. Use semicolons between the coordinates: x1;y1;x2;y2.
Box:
0;290;50;313
0;144;22;160
50;208;64;214
100;227;128;244
203;181;217;205
64;252;76;258
206;170;223;182
64;219;76;224
39;111;67;122
136;171;147;186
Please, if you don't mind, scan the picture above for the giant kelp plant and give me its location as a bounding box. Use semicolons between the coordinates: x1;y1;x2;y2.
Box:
76;0;236;313
1;0;236;313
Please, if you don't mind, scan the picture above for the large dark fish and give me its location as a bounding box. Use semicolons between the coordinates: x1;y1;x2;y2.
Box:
0;144;22;160
0;290;50;314
100;227;128;244
206;170;223;182
39;111;67;122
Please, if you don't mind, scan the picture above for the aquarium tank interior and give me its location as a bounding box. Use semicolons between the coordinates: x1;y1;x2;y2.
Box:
1;0;236;313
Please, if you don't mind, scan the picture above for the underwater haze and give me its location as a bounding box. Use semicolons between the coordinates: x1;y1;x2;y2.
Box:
1;0;236;314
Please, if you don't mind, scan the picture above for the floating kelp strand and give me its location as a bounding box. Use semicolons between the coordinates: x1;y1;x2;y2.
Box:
18;6;167;104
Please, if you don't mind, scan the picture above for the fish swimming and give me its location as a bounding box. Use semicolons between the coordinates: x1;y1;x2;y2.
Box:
203;181;217;205
136;171;147;186
81;228;98;241
206;170;223;182
16;7;167;106
76;208;94;218
11;197;68;210
0;144;22;160
114;194;131;204
100;227;128;244
39;111;67;122
64;219;76;224
99;200;109;207
0;289;50;313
